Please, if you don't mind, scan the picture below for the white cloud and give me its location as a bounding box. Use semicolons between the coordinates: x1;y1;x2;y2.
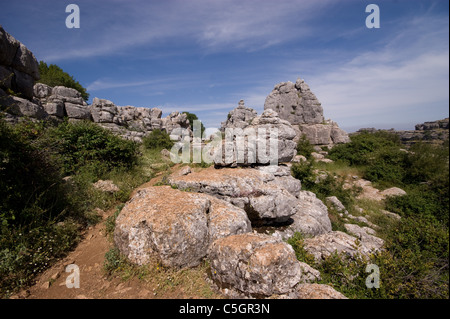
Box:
39;0;335;61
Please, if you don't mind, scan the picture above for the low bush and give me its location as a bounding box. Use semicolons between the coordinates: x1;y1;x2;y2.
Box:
0;118;141;297
142;129;174;150
296;134;315;159
43;120;138;177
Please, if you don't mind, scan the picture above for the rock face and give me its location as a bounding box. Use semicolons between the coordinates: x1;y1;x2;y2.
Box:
264;78;324;125
114;186;251;268
168;166;300;225
303;231;383;262
208;233;320;297
0;25;40;100
214;107;297;166
263;77;350;146
31;85;190;142
273;191;332;239
168;165;333;237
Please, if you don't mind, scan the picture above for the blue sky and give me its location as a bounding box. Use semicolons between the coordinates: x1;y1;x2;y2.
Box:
1;0;448;132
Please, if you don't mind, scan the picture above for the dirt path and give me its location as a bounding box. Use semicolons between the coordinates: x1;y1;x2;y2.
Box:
13;166;216;299
13;208;152;299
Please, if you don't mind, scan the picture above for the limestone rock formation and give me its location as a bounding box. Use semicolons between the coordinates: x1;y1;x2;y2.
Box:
113;186;251;268
168;166;333;237
220;99;257;131
303;230;384;262
208;233;320;297
214;107;297;166
0;25;40;100
264;78;324;125
263;77;350;146
272;190;332;239
168;166;300;225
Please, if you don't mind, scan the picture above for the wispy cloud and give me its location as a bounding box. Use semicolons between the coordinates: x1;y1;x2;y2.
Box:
34;0;336;61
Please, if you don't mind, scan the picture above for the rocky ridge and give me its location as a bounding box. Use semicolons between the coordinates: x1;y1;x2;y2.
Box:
1;26;190;142
354;118;449;146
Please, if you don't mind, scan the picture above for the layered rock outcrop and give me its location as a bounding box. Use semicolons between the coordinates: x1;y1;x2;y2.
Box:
0;25;39;100
264;77;350;147
214;106;297;166
220;99;257;131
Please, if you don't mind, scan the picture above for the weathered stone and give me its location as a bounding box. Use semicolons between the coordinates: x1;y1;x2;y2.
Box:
90;98;118;123
168;166;298;224
380;210;401;220
12;69;34;100
4;96;47;119
213;109;297;166
11;42;40;80
92;180;120;193
209;233;314;296
0;25;20;66
65;103;91;120
303;231;383;262
220;100;258;131
325;196;346;213
52;86;81;99
43;102;64;117
208;198;252;244
33;83;53;99
344;224;384;253
264;79;324;125
380;187;407;198
114;186;251;268
292;284;348;299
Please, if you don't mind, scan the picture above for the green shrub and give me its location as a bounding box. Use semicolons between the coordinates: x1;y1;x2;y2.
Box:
182;112;205;136
363;147;407;187
291;161;315;188
329;131;402;166
291;161;357;208
142;129;174;150
0;118;140;297
44;120;138;177
38;61;89;101
296;134;315;159
0;119;87;296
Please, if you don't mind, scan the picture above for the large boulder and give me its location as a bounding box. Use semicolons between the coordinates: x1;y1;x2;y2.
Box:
114;186;251;268
209;233;320;297
273;190;332;239
264;78;324;125
298;120;350;146
90;97;118;123
2;95;47;119
168;166;300;225
303;230;384;262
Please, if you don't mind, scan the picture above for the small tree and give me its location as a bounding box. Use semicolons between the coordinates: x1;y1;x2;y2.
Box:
183;112;205;136
38;61;89;101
